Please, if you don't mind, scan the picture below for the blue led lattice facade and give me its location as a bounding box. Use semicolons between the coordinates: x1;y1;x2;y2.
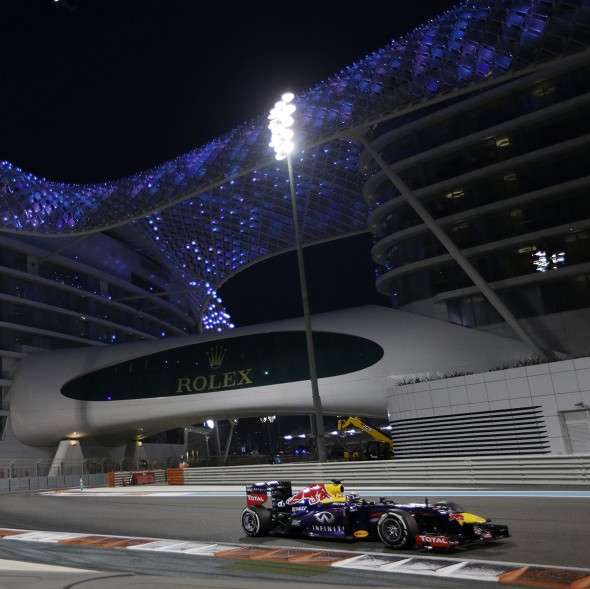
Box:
1;0;589;331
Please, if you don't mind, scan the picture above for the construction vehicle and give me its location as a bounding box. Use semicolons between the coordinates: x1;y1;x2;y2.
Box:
336;416;393;461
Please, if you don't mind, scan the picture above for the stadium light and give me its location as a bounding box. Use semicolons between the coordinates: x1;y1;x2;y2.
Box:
268;92;296;161
268;93;327;462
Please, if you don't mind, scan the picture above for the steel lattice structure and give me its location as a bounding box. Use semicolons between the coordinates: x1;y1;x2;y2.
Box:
1;0;589;331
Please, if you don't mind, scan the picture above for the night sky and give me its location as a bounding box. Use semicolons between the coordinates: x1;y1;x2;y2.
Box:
1;0;456;325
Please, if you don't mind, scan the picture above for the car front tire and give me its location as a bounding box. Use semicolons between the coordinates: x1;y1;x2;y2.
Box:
377;510;418;549
241;506;272;537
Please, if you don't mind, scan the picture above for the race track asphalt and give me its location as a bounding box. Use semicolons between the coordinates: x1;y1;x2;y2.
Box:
0;492;588;569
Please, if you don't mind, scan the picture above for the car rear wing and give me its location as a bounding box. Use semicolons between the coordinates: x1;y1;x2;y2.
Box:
246;480;292;508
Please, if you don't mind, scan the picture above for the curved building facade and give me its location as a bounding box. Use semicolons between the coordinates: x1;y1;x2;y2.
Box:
366;50;590;356
9;306;531;447
0;232;198;350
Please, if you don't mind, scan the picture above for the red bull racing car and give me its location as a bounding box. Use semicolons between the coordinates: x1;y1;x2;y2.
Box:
241;480;510;550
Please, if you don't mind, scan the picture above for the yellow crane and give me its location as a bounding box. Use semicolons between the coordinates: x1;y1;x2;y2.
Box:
336;417;393;460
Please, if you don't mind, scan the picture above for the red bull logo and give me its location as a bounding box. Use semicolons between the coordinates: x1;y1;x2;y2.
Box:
286;483;331;506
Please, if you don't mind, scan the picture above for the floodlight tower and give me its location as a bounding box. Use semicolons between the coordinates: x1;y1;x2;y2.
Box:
268;93;327;462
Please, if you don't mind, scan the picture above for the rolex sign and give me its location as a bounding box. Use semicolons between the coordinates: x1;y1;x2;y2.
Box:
61;331;384;402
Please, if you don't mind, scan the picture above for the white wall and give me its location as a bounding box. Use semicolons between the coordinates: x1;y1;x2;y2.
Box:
0;416;55;460
387;356;590;454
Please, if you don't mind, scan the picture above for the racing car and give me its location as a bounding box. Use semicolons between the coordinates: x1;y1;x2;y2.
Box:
241;480;509;550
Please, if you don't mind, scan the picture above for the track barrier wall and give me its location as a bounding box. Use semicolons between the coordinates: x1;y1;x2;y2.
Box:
0;473;107;493
159;454;590;487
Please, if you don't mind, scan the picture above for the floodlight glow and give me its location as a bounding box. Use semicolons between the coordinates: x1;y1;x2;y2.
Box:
205;419;215;429
268;92;296;160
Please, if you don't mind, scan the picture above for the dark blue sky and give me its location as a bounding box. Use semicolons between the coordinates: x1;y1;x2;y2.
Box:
1;0;455;181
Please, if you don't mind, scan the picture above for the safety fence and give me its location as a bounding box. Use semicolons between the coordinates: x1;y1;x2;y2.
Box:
0;473;107;493
0;457;188;479
0;459;119;478
164;453;590;487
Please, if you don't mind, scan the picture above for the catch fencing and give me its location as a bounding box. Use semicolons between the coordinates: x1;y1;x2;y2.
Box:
0;458;111;493
0;457;180;480
166;453;590;487
0;459;114;479
0;473;107;493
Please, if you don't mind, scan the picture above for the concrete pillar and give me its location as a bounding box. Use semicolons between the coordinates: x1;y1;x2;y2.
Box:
48;440;83;477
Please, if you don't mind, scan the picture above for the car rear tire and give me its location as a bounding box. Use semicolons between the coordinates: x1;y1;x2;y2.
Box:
377;510;418;549
241;506;272;537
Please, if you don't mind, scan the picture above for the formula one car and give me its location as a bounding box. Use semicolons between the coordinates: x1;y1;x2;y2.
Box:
241;480;509;550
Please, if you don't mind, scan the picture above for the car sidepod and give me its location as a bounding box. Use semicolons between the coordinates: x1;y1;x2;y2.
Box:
298;504;352;539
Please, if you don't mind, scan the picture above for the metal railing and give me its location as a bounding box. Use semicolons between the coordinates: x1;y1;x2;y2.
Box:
0;459;106;478
177;453;590;487
0;473;107;493
0;456;181;479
